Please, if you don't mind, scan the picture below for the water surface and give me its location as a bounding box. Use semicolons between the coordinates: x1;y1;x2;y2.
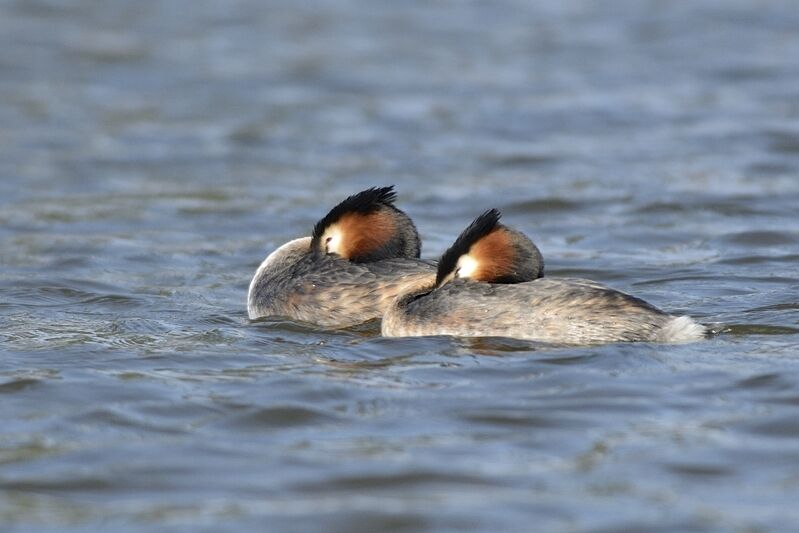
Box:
1;1;799;531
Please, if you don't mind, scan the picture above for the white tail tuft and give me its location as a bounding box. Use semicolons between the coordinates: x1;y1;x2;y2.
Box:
657;315;707;343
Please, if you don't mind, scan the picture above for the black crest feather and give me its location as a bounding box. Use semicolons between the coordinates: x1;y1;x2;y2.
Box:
435;209;501;286
311;186;397;245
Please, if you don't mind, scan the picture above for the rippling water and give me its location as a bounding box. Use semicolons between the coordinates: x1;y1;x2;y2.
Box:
2;0;799;531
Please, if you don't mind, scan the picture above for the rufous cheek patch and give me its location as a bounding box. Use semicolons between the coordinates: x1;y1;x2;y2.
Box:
338;210;396;260
470;228;515;282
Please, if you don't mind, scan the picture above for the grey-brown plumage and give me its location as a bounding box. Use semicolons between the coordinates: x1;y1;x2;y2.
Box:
249;237;435;327
383;277;705;343
383;210;707;344
247;186;436;327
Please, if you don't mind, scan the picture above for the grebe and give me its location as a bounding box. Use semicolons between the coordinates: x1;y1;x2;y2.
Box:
382;209;707;344
248;186;435;327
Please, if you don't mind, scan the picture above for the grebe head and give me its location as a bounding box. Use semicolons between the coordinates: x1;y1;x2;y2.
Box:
435;209;544;286
311;186;421;263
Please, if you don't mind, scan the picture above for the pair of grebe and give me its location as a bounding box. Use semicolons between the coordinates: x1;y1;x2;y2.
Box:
248;187;706;344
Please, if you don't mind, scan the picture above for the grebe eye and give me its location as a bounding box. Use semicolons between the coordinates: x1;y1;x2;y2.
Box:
325;237;332;244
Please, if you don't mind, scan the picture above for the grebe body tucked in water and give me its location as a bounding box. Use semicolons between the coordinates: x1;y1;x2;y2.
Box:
248;187;435;328
383;209;706;344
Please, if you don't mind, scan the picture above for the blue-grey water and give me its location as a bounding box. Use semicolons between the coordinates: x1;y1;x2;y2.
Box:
2;1;799;531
